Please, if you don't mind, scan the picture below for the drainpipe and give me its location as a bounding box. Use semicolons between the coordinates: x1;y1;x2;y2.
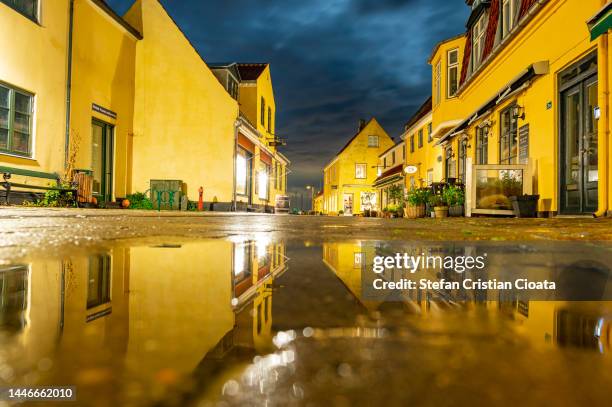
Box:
595;32;609;217
64;0;75;167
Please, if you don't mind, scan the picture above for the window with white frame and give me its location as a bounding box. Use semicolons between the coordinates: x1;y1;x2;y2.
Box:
471;13;487;70
367;135;379;147
502;0;521;39
434;60;441;105
447;48;459;98
0;83;33;157
427;123;433;142
355;163;366;179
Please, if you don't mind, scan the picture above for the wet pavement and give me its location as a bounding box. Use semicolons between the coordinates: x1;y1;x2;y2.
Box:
1;209;612;406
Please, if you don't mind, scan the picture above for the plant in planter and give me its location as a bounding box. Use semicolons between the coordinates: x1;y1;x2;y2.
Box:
404;188;430;219
428;194;448;218
386;203;400;218
510;194;540;218
443;185;465;217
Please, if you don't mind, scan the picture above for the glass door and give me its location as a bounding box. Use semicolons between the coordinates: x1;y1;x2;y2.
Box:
560;77;598;214
92;119;114;203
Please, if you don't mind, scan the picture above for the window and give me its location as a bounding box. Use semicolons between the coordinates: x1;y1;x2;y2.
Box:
502;0;520;39
368;135;379;147
458;138;468;183
445;147;456;180
236;148;251;196
410;135;415;153
228;77;238;100
268;107;272;133
0;84;33;157
355;163;366;179
476;126;489;165
87;255;111;310
391;151;396;165
383;157;387;169
1;0;38;22
447;48;459;98
472;13;487;70
418;129;423;148
427;123;433;142
258;163;270;200
427;169;434;186
402;144;406;160
500;105;518;164
434;60;441;105
260;97;265;126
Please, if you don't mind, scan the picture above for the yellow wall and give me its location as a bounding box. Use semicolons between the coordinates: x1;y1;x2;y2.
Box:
125;0;238;202
71;0;138;199
323;119;394;214
0;1;69;181
402;114;440;188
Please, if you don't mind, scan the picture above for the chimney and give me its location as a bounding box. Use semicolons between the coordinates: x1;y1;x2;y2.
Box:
358;119;366;132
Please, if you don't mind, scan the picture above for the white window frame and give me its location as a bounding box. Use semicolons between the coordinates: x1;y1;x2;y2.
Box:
447;48;459;98
0;82;35;158
472;13;487;70
434;60;441;105
355;163;367;179
502;0;520;39
367;135;379;147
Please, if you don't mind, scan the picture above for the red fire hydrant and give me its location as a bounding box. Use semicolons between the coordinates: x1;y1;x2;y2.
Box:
198;187;204;211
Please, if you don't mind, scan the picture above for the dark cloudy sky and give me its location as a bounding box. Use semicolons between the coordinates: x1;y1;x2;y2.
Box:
107;0;469;194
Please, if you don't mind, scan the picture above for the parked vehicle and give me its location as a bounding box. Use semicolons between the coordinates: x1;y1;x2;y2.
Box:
275;195;290;214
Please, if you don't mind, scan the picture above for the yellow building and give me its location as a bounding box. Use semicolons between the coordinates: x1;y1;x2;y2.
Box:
313;190;324;214
1;0;288;211
429;0;612;216
401;98;438;189
209;63;290;212
373;140;405;210
0;0;71;201
322;118;394;215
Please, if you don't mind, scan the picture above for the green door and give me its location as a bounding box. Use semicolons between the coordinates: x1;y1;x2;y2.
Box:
91;119;114;203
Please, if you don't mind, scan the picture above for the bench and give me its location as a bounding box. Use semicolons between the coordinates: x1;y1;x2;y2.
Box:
1;166;77;206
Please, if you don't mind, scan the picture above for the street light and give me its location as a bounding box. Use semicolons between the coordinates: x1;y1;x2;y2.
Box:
306;185;315;214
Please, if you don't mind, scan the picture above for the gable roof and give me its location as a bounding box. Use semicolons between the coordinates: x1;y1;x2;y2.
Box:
236;63;268;80
404;97;433;131
94;0;142;39
335;118;377;157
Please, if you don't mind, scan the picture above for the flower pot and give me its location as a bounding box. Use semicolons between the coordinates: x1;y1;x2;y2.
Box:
434;206;449;218
448;204;464;217
404;204;426;219
510;195;540;218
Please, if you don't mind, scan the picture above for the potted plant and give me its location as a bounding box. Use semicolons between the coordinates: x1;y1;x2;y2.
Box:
404;188;429;219
443;185;465;217
510;194;540;218
429;194;448;218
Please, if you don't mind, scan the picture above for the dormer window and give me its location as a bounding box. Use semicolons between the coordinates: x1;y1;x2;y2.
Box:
471;13;487;70
502;0;520;39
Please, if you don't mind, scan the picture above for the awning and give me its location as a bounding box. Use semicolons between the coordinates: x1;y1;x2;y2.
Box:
436;61;549;145
588;2;612;41
373;165;404;188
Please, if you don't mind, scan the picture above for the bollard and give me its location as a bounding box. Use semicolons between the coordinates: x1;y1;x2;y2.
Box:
198;186;204;211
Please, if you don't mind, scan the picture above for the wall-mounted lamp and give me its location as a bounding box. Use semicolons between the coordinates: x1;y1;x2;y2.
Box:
512;105;525;121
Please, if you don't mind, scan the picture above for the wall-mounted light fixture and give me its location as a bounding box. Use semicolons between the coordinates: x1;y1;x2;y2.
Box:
512;105;525;121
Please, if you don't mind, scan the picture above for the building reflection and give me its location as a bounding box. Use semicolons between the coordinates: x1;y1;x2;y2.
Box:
0;237;287;402
321;241;612;353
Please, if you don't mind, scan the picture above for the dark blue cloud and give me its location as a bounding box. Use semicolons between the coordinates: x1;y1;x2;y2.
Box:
106;0;468;195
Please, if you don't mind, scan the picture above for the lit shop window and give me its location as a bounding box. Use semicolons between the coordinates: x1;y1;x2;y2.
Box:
355;163;367;179
236;152;249;196
258;166;269;200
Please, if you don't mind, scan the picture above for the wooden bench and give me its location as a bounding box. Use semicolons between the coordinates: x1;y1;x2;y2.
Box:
1;166;77;206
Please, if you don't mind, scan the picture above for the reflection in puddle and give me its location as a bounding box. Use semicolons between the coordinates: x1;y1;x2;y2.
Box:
0;239;611;405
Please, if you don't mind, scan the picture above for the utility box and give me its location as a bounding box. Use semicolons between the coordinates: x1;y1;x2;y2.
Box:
150;179;182;210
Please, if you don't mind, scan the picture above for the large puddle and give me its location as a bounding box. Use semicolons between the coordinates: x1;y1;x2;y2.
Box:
1;237;612;405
